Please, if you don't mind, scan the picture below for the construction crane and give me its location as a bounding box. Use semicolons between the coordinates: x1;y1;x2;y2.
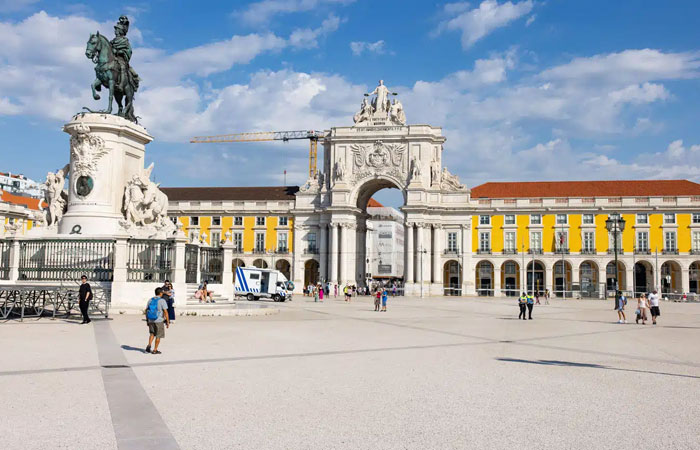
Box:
190;130;327;179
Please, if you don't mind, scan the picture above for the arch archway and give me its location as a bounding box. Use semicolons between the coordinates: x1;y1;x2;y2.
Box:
525;261;545;295
634;261;653;295
660;261;682;294
606;261;626;292
275;259;291;280
690;261;700;294
304;259;320;288
443;260;461;296
553;260;573;297
579;261;599;298
475;260;494;296
232;258;245;270
253;259;268;269
501;260;520;297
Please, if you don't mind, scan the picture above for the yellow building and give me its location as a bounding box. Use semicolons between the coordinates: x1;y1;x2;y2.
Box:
470;180;700;298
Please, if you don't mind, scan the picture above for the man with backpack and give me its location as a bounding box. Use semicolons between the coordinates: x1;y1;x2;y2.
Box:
145;287;170;354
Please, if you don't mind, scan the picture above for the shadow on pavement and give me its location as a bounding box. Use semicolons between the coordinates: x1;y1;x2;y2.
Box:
121;344;147;353
496;357;700;379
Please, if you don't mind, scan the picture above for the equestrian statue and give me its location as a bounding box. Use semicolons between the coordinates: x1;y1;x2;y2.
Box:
83;15;140;123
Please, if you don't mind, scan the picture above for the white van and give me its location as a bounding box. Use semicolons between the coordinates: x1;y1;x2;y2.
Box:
234;267;293;302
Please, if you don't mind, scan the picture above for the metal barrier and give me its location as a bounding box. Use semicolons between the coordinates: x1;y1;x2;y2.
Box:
185;244;198;284
443;286;463;296
200;247;223;284
0;285;110;321
126;239;174;282
0;240;10;280
18;239;115;282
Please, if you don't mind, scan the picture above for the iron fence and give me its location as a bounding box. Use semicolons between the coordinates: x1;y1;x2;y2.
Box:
0;284;110;321
126;240;174;282
185;244;198;284
0;240;10;280
200;247;223;284
18;239;114;282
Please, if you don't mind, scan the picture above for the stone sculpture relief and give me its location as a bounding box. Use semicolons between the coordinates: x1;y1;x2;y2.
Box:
349;140;407;183
68;123;108;179
121;163;176;238
440;167;466;191
409;156;422;182
430;160;441;187
353;80;406;126
44;164;70;228
333;157;346;182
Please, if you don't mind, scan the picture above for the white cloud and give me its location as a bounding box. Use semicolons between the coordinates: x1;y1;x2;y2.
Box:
237;0;354;26
288;14;340;49
437;0;534;48
525;14;535;26
349;40;385;56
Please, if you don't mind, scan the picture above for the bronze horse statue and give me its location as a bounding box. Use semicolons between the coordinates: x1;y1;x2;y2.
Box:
83;32;139;122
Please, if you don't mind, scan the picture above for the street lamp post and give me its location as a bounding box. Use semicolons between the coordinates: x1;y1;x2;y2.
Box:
605;213;627;300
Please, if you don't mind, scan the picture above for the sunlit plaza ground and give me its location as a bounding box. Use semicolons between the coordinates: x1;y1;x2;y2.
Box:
2;296;699;450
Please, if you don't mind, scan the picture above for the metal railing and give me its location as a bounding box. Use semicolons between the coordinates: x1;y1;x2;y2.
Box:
126;240;174;282
200;247;223;284
501;249;518;255
0;240;10;280
662;249;679;255
476;249;491;255
580;248;596;255
634;248;651;255
528;248;543;255
275;247;289;254
443;249;460;255
0;285;110;321
185;244;198;284
607;248;624;255
18;239;115;282
443;286;462;296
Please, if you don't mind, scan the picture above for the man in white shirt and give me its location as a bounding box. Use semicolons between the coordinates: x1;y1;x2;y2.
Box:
648;290;661;325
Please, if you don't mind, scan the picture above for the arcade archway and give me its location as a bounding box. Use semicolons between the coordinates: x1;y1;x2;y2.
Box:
634;261;653;295
253;259;268;269
525;261;545;295
579;261;599;298
475;260;494;296
275;259;291;280
304;259;319;288
660;261;681;294
606;261;625;292
443;260;461;296
501;260;519;296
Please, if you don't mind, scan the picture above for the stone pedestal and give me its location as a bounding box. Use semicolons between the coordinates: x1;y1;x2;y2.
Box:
59;113;153;236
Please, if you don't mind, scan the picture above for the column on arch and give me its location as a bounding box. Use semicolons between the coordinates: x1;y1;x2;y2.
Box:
405;222;414;283
461;225;469;295
416;223;425;286
329;223;339;283
319;223;328;282
432;225;442;284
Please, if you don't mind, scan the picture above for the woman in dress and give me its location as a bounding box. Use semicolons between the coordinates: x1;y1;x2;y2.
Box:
636;293;648;325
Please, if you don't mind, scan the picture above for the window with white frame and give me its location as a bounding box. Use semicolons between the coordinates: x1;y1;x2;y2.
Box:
447;232;458;252
255;232;265;251
277;232;288;251
234;216;243;226
583;231;595;252
279;216;289;226
307;232;317;252
530;231;542;250
556;214;568;225
637;231;649;251
256;216;266;226
504;231;516;251
665;231;677;250
479;215;490;225
190;216;199;226
555;230;568;250
693;231;700;251
530;214;541;225
693;213;700;224
636;213;648;224
504;214;516;225
608;231;622;251
211;231;221;247
233;232;243;251
664;213;675;224
479;232;490;251
212;216;221;226
582;214;594;225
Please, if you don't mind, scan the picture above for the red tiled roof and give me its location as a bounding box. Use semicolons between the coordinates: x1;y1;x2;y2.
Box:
161;186;299;201
367;198;384;208
471;180;700;199
0;190;44;210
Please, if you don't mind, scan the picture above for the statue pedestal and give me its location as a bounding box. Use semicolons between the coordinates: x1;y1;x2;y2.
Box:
58;113;153;236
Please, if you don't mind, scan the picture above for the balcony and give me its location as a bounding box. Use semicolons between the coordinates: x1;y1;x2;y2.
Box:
691;249;700;255
662;249;679;255
252;248;266;254
528;248;543;255
232;247;243;254
634;248;651;255
476;249;492;255
501;249;518;255
580;249;596;255
275;247;289;254
555;248;570;255
443;249;460;255
607;249;624;255
304;247;319;254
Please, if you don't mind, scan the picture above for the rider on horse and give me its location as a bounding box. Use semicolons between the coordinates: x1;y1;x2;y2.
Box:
111;16;139;93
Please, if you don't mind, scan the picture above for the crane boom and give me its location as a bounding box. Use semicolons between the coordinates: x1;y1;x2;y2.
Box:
190;130;326;178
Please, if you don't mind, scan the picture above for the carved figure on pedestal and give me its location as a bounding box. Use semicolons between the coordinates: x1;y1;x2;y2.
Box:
430;159;441;187
353;98;372;125
122;163;175;237
333;158;346;182
389;99;406;125
44;164;70;227
409;156;422;183
440;167;466;191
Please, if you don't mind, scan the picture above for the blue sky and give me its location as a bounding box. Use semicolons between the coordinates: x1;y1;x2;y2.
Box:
1;0;699;207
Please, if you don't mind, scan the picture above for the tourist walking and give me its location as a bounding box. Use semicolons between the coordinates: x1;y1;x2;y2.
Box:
162;280;175;321
545;289;550;305
615;291;627;323
344;285;351;302
535;291;541;305
374;289;381;311
318;283;324;302
313;284;319;302
527;292;535;319
145;287;170;355
636;293;649;324
518;292;528;320
334;283;338;298
392;284;397;297
648;289;661;325
381;288;388;312
78;274;92;324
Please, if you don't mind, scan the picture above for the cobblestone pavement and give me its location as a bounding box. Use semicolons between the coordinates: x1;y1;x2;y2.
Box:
2;296;699;449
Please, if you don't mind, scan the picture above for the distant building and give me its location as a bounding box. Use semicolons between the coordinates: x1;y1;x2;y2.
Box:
366;200;405;282
0;172;44;198
0;190;43;236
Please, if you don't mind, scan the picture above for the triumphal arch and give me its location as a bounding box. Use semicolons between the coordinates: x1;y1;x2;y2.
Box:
292;80;475;296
